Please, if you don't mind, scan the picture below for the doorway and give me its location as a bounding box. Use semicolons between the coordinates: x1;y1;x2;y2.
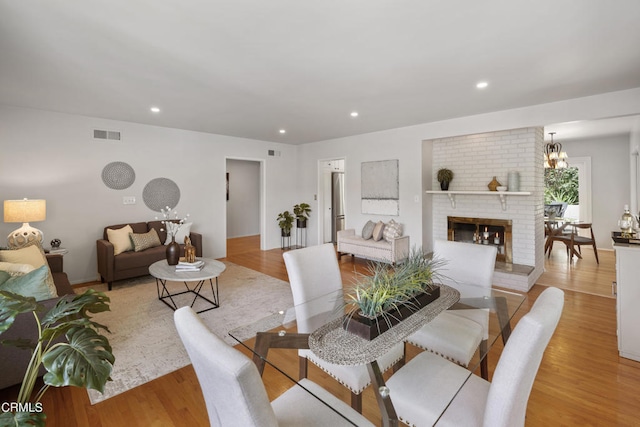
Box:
225;158;265;251
318;159;346;244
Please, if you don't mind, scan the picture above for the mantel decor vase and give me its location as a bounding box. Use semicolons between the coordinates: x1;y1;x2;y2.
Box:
488;176;501;191
166;236;180;265
343;286;441;341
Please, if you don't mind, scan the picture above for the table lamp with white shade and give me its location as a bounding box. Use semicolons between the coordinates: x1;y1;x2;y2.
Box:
4;199;46;248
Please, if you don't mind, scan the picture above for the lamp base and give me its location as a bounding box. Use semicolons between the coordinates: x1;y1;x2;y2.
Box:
7;222;44;249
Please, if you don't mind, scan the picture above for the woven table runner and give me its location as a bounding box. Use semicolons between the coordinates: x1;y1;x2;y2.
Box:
308;285;460;365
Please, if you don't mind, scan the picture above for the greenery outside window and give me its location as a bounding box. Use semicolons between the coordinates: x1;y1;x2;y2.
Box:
544;167;579;205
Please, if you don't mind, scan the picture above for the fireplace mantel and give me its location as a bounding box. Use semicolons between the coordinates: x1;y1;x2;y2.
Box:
426;190;532;210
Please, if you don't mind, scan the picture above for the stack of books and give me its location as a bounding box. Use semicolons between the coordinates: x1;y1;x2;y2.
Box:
175;260;205;272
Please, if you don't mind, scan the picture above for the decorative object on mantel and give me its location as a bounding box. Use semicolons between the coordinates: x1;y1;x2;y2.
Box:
487;176;501;191
507;171;521;192
436;168;454;191
156;206;190;265
343;249;444;340
496;186;507;192
543;132;569;169
361;159;400;215
143;177;181;212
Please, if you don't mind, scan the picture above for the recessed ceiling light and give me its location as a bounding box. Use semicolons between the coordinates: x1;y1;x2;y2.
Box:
150;107;160;113
279;129;286;134
476;82;488;89
350;111;359;117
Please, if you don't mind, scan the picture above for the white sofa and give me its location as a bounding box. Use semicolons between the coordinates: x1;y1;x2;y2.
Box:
337;229;410;264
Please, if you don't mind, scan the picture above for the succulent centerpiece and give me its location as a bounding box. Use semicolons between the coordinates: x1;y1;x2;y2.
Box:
343;249;444;340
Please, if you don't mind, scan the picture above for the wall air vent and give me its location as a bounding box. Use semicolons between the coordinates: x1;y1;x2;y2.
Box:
93;129;121;141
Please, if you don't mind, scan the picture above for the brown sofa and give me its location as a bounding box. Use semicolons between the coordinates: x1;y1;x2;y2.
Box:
0;254;74;390
96;221;203;290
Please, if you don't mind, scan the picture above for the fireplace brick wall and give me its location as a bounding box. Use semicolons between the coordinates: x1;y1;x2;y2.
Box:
429;127;545;291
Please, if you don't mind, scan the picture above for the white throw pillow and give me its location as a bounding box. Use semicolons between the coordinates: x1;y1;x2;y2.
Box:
383;219;403;242
106;225;134;255
164;222;193;245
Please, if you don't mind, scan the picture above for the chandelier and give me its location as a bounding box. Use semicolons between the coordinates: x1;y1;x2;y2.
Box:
544;132;568;169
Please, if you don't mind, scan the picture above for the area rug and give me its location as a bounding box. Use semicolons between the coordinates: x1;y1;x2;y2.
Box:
86;261;293;404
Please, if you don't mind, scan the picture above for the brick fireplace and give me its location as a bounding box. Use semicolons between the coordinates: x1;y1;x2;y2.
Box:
427;127;546;291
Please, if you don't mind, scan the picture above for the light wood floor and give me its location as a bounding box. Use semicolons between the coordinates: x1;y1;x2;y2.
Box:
2;236;639;426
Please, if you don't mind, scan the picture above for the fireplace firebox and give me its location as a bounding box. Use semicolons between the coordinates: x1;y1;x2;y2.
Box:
447;216;512;264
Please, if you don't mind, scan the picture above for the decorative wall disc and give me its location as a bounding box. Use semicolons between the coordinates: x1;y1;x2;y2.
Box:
143;178;181;212
101;161;136;190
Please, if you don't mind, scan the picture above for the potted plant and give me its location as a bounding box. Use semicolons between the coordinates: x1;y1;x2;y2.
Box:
0;289;114;426
293;203;312;228
343;249;444;340
277;210;294;237
437;168;454;191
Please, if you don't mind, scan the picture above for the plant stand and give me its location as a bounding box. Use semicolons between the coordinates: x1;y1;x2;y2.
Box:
296;226;307;248
281;233;291;250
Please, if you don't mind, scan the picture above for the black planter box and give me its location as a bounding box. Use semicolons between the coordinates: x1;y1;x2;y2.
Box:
343;286;440;341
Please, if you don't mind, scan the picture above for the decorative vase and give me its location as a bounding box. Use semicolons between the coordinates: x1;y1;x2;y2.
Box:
343;286;441;341
488;176;501;191
440;181;449;191
166;236;180;265
507;171;520;192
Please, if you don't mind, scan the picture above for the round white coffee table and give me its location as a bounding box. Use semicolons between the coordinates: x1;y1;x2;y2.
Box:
149;258;226;313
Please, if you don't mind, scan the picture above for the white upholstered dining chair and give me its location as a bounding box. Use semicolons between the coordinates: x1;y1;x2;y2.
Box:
406;239;497;379
386;286;564;427
283;243;405;412
174;306;374;427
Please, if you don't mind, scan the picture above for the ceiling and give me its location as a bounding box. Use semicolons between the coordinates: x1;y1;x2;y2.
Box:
1;1;640;144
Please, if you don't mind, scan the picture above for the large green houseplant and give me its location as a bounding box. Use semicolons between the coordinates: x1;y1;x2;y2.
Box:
0;289;114;427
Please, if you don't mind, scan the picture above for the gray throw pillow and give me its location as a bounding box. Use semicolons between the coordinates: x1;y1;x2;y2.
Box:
361;220;376;239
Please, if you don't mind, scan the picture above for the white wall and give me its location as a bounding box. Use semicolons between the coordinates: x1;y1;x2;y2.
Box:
226;159;260;238
0;105;297;284
562;134;631;249
297;135;424;250
297;88;640;263
3;87;640;285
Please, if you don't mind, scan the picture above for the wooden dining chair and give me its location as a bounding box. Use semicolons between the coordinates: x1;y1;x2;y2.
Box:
547;222;599;263
568;222;599;263
386;287;565;427
174;306;374;427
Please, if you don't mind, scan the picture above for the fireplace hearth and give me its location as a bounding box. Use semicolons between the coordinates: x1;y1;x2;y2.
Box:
447;216;512;264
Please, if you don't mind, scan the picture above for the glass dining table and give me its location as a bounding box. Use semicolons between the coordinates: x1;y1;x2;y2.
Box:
229;283;526;427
